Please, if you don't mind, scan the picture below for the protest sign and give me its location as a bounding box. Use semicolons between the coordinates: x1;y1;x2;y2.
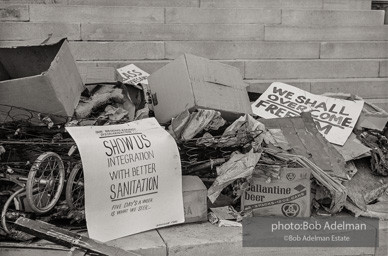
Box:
117;64;149;85
66;118;184;242
251;82;364;145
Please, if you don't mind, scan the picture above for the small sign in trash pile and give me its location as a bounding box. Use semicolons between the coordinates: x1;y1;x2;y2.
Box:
1;38;388;252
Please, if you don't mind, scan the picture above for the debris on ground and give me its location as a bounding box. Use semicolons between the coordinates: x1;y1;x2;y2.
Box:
1;47;388;252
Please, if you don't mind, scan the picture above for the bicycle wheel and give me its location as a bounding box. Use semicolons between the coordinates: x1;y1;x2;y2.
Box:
65;162;85;210
1;187;24;234
26;152;65;214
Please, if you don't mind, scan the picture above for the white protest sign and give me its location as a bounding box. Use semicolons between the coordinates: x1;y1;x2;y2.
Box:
117;64;149;85
251;82;364;146
66;118;184;242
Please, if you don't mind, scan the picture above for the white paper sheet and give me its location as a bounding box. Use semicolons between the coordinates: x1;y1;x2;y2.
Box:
66;118;184;242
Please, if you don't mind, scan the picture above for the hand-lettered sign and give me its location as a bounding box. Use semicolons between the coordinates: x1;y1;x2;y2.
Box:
251;82;364;145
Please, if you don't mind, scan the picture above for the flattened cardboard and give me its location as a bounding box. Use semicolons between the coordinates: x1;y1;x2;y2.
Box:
260;113;348;179
0;38;84;121
148;54;252;123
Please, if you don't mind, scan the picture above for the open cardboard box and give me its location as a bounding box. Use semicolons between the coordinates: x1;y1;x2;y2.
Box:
0;38;84;122
148;54;252;123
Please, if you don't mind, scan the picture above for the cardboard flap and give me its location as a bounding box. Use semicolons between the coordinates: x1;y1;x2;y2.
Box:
183;176;207;192
184;54;247;89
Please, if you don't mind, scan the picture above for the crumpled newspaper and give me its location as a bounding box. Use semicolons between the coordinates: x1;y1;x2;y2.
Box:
197;114;266;150
168;109;226;141
207;149;262;203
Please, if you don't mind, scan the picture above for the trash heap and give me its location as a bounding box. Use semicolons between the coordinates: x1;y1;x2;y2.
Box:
1;39;388;246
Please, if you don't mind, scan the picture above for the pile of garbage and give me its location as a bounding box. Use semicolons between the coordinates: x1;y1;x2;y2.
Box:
1;38;388;246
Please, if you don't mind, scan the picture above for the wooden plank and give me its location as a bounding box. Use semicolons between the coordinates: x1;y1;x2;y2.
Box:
30;5;164;23
14;217;141;256
81;23;264;41
0;22;80;40
69;41;164;61
165;41;319;59
0;4;29;21
166;8;280;24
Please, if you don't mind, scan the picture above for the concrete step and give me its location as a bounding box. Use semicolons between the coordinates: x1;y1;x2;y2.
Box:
157;222;375;256
165;41;319;59
69;41;164;61
166;8;281;24
380;60;388;77
281;10;384;26
246;78;388;99
29;4;165;23
201;0;372;10
321;41;388;59
0;0;199;7
265;26;388;41
244;59;381;79
81;23;264;41
0;5;29;21
0;0;372;9
0;22;80;41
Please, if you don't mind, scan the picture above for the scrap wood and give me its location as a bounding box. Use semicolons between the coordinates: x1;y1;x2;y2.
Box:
264;148;347;214
13;217;141;256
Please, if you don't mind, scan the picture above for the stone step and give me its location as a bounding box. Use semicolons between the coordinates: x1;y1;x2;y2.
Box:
201;0;372;10
321;41;388;59
0;0;371;9
265;26;388;41
165;41;320;59
246;78;388;99
69;41;165;61
157;222;376;256
244;59;381;79
29;4;165;23
0;22;80;41
0;5;29;21
281;10;384;26
0;0;198;6
165;7;281;24
81;23;264;41
20;5;383;25
4;39;387;60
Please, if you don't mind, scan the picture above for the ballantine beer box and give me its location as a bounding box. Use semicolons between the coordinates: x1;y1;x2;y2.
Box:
242;168;311;217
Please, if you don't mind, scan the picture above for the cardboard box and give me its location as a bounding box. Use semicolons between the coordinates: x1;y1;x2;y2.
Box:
148;54;252;123
0;38;84;121
242;168;311;217
183;175;207;223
